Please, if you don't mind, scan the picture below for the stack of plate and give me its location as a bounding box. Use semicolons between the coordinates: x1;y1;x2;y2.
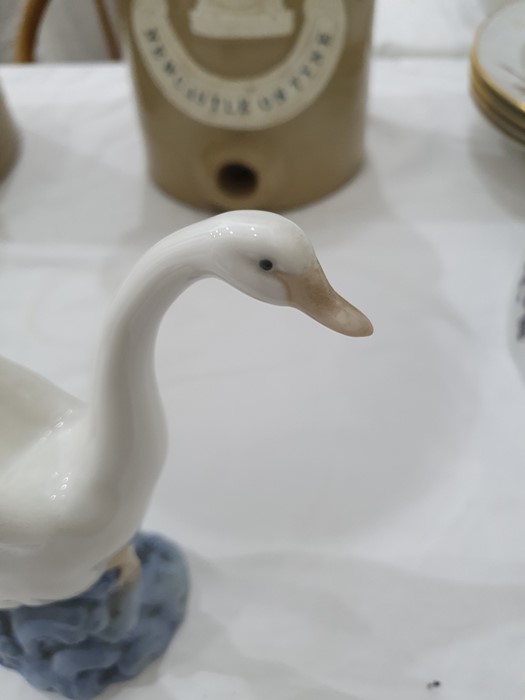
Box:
470;2;525;146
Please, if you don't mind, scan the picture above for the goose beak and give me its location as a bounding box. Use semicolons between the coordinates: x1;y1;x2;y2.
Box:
279;263;373;337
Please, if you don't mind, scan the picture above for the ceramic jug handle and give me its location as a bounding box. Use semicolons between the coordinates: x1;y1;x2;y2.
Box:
14;0;120;62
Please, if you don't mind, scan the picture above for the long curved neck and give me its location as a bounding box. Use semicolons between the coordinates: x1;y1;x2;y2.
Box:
85;223;213;505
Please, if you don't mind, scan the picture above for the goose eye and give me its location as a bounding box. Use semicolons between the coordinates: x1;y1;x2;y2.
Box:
259;259;274;271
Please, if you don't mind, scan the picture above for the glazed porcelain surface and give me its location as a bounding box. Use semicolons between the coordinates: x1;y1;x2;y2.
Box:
0;533;189;699
0;211;371;608
473;1;525;110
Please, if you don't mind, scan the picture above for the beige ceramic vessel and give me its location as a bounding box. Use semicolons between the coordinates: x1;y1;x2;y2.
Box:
118;0;375;211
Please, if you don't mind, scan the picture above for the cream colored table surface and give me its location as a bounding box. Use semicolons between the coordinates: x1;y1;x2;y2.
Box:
1;59;525;700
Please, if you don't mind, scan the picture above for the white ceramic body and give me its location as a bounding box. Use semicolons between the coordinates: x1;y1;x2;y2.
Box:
0;211;371;607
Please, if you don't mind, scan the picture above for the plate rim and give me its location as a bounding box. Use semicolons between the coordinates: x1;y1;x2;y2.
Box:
470;2;525;114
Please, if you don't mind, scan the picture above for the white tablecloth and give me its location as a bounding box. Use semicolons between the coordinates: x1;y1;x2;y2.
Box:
1;59;525;700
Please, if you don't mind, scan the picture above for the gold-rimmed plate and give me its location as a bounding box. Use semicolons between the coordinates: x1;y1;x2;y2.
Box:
471;1;525;114
471;67;525;131
471;60;525;125
471;77;525;146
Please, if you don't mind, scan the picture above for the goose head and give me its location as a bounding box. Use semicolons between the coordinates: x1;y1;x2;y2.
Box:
208;210;373;337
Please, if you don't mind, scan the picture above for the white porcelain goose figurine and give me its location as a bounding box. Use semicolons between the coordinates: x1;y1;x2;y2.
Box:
0;211;372;608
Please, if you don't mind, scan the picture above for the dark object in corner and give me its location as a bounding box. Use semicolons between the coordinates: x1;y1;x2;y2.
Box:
426;680;441;690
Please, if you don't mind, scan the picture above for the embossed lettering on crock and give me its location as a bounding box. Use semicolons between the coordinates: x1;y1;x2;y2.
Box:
132;0;346;130
190;0;295;39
